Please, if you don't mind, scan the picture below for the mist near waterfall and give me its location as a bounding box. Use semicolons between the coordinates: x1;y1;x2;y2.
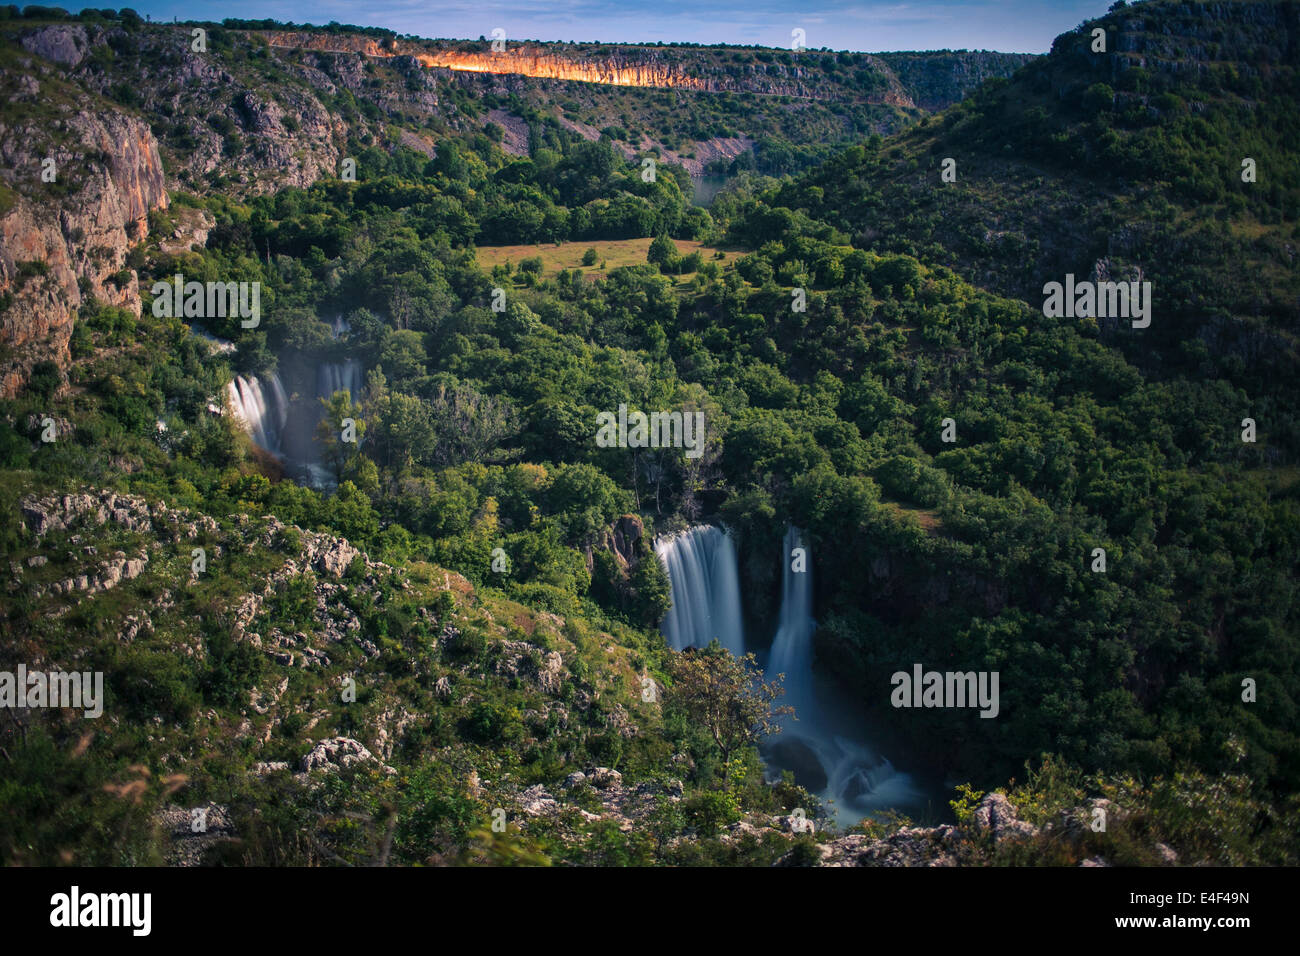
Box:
657;524;941;826
220;336;365;490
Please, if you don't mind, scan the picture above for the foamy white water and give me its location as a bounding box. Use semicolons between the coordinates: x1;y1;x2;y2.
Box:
764;527;930;826
226;372;288;453
655;525;746;655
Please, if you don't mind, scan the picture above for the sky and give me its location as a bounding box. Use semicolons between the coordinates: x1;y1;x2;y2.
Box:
73;1;1119;53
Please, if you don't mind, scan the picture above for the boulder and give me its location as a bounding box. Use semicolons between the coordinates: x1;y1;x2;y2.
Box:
972;792;1039;844
300;736;377;773
590;767;622;789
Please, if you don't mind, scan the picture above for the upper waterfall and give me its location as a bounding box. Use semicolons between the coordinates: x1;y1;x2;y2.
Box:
317;359;363;403
655;525;745;655
226;372;288;454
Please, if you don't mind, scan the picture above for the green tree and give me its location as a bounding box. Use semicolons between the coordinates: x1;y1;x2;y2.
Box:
647;234;677;268
316;391;366;483
665;643;791;781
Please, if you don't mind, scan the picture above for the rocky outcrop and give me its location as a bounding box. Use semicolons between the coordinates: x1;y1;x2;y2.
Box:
156;802;238;866
260;31;1037;114
0;56;167;396
584;514;644;575
514;770;683;833
299;736;396;778
20;23;91;68
797;791;1180;867
8;23;354;206
971;791;1041;844
19;488;215;541
878;51;1038;110
811;825;963;867
46;550;149;596
301;532;360;578
807;792;1037;866
300;736;385;773
267;32;833;98
487;638;568;695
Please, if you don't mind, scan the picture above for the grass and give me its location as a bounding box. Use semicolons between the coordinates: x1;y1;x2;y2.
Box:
880;499;943;533
474;238;742;281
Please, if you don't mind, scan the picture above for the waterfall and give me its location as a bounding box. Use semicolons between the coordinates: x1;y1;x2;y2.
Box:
191;326;236;354
651;521;938;824
762;526;931;826
655;525;745;655
317;359;363;403
768;526;816;708
226;373;288;453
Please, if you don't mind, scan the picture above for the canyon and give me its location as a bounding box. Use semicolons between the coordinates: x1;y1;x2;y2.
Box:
266;31;879;101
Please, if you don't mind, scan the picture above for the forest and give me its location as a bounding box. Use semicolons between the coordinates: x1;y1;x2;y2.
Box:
1;1;1297;867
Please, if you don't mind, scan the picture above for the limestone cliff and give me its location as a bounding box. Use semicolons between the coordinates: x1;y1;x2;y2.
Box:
877;51;1039;110
264;31;913;104
0;34;167;396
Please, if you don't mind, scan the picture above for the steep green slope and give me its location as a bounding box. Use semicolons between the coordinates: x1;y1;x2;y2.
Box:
764;0;1300;445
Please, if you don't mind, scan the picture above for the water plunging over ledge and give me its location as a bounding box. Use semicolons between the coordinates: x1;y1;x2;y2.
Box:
656;523;940;826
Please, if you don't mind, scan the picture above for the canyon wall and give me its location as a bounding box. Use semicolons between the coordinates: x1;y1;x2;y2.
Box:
263;31;908;103
0;27;168;396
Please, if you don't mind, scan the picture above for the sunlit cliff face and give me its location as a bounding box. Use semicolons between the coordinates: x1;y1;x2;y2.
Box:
260;32;920;104
266;32;760;93
406;49;713;90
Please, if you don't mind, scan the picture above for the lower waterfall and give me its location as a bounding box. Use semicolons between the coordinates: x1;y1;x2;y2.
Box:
762;527;930;826
656;522;935;826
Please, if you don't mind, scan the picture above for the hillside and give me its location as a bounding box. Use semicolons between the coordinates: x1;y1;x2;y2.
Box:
0;14;1032;395
4;16;1033;202
762;0;1300;450
1;1;1297;869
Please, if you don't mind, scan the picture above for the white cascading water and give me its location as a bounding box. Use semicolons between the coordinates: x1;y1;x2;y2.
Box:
192;327;237;355
768;526;817;707
655;525;746;655
763;527;931;826
226;373;289;453
317;359;363;402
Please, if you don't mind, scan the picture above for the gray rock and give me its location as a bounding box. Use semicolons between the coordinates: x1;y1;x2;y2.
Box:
590;767;622;789
300;735;379;773
518;784;559;816
20;24;90;67
972;792;1039;844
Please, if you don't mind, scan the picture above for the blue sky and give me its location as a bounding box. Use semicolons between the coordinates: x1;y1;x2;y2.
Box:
79;1;1119;53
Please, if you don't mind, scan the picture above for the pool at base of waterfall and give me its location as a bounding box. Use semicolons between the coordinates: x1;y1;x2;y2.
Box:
658;523;949;829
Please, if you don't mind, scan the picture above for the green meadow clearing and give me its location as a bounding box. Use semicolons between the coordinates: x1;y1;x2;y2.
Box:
474;237;742;281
